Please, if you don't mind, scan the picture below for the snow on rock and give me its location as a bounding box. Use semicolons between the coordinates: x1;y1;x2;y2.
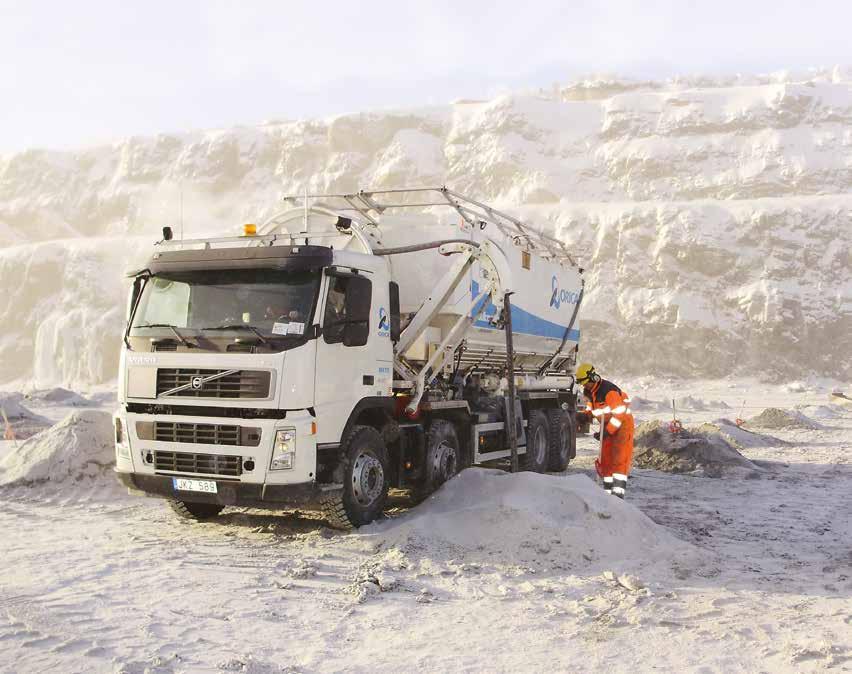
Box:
747;407;823;430
1;71;851;387
634;419;763;477
360;468;699;578
0;409;114;486
0;237;150;389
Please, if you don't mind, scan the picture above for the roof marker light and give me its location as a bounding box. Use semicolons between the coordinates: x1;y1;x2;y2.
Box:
243;223;257;236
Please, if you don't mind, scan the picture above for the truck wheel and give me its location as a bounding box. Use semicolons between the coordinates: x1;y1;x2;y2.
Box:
546;409;575;472
322;425;389;530
425;419;461;492
168;500;224;521
522;410;550;473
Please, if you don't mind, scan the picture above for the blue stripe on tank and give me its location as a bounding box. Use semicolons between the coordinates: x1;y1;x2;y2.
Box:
470;280;580;341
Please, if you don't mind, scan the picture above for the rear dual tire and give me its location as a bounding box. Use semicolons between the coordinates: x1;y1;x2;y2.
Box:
523;410;551;472
522;408;574;473
546;408;574;472
424;419;461;492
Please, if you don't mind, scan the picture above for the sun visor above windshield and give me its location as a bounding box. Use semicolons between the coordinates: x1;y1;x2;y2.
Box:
146;245;333;274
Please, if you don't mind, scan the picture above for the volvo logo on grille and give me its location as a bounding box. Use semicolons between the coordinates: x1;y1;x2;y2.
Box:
191;376;204;390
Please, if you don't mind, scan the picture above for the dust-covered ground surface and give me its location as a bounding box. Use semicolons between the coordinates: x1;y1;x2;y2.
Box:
1;381;851;673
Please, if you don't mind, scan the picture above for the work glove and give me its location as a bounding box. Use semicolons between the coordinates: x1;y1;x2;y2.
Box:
593;431;600;441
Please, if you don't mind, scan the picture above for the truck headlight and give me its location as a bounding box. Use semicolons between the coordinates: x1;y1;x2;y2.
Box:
270;429;296;470
115;417;131;459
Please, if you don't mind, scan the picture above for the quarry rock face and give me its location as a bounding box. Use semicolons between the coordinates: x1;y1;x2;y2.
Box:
0;71;850;387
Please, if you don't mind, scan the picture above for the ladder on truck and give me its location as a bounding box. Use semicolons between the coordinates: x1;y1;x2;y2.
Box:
281;186;577;266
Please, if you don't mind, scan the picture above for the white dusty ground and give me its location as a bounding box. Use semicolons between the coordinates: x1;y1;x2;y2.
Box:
1;381;850;673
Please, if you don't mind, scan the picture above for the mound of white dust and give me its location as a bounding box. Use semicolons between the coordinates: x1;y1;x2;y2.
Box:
0;391;52;439
0;410;114;487
630;397;670;413
710;418;787;448
362;468;698;571
797;404;843;420
25;387;94;406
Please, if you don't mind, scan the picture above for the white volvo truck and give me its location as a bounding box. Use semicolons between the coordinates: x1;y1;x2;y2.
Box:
114;187;585;528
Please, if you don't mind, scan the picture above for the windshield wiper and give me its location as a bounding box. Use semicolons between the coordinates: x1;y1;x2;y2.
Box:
135;323;196;348
200;324;270;345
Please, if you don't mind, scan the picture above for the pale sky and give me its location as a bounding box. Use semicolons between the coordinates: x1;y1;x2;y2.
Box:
1;0;850;153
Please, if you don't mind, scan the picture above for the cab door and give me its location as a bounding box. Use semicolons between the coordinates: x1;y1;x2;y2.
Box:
313;268;392;446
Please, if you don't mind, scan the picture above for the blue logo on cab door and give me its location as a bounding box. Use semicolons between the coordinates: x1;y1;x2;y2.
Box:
377;307;390;337
550;275;580;309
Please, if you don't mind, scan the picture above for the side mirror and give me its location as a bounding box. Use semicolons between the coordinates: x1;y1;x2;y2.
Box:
342;275;371;347
127;275;146;321
389;281;401;343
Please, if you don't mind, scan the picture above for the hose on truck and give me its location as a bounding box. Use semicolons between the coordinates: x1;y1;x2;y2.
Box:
537;281;585;377
371;239;480;255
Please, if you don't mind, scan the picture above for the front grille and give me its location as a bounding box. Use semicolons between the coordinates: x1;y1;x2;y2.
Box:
155;421;239;445
154;450;243;476
156;368;271;398
137;421;261;446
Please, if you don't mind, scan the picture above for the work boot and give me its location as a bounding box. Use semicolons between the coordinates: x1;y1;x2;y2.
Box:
602;476;613;495
612;473;628;499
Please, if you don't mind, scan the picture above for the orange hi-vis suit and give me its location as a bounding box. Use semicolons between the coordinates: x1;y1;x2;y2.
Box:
584;379;634;498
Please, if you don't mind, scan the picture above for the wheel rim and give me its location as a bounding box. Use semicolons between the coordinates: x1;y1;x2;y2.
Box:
432;441;457;484
533;426;547;464
352;451;384;506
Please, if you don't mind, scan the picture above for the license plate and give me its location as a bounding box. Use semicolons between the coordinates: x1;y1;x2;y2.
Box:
172;478;218;494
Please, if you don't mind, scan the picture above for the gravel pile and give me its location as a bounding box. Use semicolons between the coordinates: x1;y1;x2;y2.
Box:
633;420;762;477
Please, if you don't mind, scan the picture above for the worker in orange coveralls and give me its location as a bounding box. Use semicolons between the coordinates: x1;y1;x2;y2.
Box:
576;363;634;498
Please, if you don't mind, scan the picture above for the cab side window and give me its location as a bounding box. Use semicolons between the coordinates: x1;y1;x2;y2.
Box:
323;276;348;344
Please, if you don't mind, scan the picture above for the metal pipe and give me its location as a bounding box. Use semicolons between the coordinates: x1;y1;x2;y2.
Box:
404;285;492;415
280;186;578;266
372;239;480;255
504;292;519;473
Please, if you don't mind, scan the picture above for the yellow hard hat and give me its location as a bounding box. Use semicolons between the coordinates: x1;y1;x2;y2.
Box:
575;363;596;385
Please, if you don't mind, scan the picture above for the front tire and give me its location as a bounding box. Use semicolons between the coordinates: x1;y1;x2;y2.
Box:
169;500;225;521
522;410;550;473
322;425;389;530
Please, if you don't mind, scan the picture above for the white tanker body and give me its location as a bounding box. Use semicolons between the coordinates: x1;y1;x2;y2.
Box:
114;187;584;529
374;215;583;385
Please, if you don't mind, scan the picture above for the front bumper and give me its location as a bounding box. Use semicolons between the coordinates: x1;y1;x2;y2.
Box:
113;407;326;509
115;470;325;507
116;410;318;484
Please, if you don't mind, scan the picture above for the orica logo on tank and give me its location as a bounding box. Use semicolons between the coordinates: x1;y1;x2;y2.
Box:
377;307;390;337
550;275;580;309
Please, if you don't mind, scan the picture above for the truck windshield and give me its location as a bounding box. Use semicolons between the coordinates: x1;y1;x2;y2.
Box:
130;269;320;338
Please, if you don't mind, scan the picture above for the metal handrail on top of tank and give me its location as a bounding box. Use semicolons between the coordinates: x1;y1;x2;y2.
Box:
281;186;577;267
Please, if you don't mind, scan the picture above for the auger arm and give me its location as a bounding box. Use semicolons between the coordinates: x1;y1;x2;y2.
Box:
393;241;508;415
